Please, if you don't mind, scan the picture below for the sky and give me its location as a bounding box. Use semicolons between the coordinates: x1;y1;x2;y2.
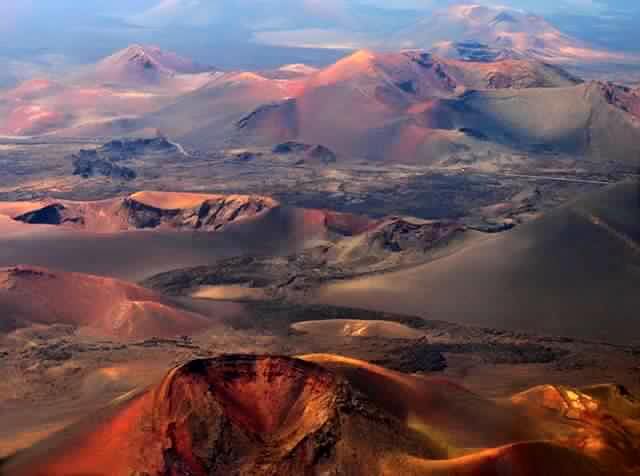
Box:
0;0;638;84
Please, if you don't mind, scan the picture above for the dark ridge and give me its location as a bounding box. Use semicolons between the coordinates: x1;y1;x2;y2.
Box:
14;204;83;226
458;128;488;140
491;12;519;25
273;141;312;154
237;101;287;129
396;80;417;94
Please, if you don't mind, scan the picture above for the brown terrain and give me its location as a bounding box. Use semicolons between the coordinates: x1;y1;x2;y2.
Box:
0;266;217;340
316;180;640;344
232;50;640;164
2;42;639;171
3;355;639;476
0;12;639;475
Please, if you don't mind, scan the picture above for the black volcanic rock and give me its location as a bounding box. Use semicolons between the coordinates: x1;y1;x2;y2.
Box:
273;141;312;154
307;145;337;164
273;142;337;164
72;156;137;180
366;219;465;254
452;41;522;62
99;137;178;158
14;204;84;226
69;137;181;181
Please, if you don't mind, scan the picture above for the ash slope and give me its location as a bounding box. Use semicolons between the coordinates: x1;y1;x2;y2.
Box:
162;50;587;154
144;217;470;299
3;355;639;476
232;51;640;164
318;180;640;344
0;266;217;340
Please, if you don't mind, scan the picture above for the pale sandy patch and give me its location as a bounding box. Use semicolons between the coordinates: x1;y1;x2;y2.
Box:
191;285;267;301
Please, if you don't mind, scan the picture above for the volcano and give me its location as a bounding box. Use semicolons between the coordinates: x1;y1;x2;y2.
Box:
3;354;638;476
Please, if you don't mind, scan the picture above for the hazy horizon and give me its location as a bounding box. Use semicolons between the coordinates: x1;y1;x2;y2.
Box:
1;0;639;87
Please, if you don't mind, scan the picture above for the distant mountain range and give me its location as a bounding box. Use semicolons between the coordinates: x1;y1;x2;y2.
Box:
1;38;639;167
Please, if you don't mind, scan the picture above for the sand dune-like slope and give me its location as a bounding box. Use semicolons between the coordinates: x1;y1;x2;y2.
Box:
143;216;468;300
0;266;215;340
303;355;640;471
431;81;640;162
4;355;638;476
317;181;640;344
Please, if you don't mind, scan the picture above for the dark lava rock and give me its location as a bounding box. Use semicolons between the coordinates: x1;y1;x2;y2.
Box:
233;151;260;161
459;128;488;140
31;343;73;362
307;145;337;164
98;137;178;159
431;342;567;365
368;219;464;253
69;137;181;181
72;155;137;180
470;221;516;233
14;204;84;226
374;341;447;373
273;141;313;154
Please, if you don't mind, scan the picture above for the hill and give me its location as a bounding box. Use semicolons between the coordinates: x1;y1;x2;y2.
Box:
317;181;640;344
227;49;599;162
91;44;210;85
0;266;215;340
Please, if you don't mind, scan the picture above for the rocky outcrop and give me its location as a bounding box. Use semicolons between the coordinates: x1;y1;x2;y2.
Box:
452;41;522;62
120;194;277;231
13;203;84;226
405;52;459;91
272;141;312;154
306;144;337;164
72;156;136;180
596;81;640;119
364;218;465;253
272;142;337;164
97;137;179;158
69;138;181;181
11;192;279;232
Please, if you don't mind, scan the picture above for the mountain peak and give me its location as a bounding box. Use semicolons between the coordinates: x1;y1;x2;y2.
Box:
396;3;625;65
93;45;209;85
